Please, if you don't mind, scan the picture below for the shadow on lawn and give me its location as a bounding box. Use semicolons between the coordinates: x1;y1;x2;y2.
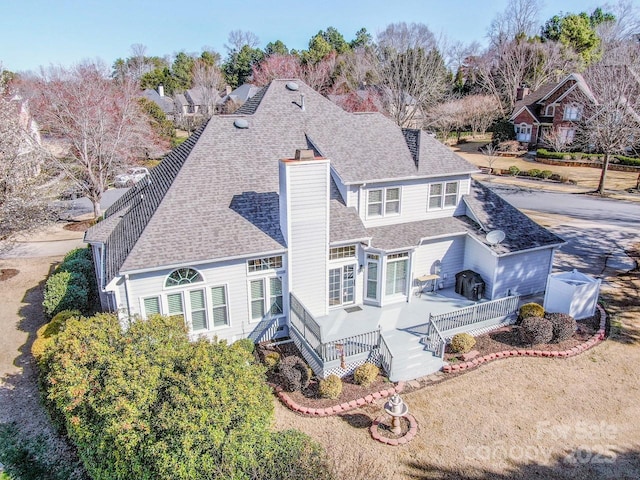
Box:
0;278;86;480
404;447;640;480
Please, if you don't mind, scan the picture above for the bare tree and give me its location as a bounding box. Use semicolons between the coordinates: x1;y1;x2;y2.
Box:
191;59;223;118
464;95;502;137
488;0;542;47
541;126;572;152
251;54;303;86
426;98;466;141
375;22;449;127
0;72;53;246
30;60;165;217
597;0;640;51
576;54;640;194
481;143;500;179
225;30;260;53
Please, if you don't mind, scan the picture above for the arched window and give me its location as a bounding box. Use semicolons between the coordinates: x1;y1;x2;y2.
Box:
165;268;203;287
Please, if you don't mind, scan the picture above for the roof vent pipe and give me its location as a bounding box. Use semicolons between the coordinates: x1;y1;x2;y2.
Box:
300;94;305;111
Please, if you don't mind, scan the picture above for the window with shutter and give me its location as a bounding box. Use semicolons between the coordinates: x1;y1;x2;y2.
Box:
211;286;228;327
143;297;160;316
190;289;207;331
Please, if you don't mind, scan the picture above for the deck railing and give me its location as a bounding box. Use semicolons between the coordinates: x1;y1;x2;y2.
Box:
423;320;446;359
429;295;520;334
289;293;380;363
378;334;394;375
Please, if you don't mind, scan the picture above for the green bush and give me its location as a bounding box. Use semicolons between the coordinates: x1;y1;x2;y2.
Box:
42;271;88;318
353;362;379;387
528;168;541;177
508;165;520;176
615;155;640;166
537;148;566;159
519;302;545;321
545;312;577;343
263;351;280;370
40;313;305;480
62;247;92;264
31;309;81;362
318;374;343;400
56;258;93;279
491;118;516;144
278;356;310;392
450;333;476;354
232;337;255;354
519;316;553;345
540;170;553;179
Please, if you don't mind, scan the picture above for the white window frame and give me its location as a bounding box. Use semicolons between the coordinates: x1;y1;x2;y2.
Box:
515;123;532;142
164;267;204;288
249;276;284;322
365;254;380;302
328;264;356;307
385;252;409;298
427;181;459;211
141;296;161;316
563;104;581;121
366;187;401;218
558;127;575;144
157;284;230;332
329;245;356;260
210;285;230;329
544;104;556;117
247;255;283;274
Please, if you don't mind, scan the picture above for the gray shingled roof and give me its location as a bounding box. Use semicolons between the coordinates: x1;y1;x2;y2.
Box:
367;216;471;250
463;181;565;254
87;80;540;282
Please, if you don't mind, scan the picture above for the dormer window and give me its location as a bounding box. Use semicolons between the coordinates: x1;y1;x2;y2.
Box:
367;187;401;218
564;104;582;121
544;104;556;117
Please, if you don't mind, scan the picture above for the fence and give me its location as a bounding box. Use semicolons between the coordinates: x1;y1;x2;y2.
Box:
429;295;520;333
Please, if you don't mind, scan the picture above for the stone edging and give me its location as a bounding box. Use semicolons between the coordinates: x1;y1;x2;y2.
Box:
273;382;405;417
442;305;607;374
370;414;418;446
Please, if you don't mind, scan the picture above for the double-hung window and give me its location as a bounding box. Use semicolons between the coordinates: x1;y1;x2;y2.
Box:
367;187;400;218
250;277;283;320
428;182;458;210
564;104;581;121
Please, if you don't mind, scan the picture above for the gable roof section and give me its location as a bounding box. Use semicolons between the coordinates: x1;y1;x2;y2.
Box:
462;181;564;254
510;82;557;122
92;124;207;281
88;80;489;280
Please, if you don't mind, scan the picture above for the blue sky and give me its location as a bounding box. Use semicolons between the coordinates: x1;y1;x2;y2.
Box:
2;0;599;72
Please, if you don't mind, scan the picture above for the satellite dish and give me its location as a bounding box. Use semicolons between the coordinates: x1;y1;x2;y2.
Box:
486;230;506;245
233;118;249;129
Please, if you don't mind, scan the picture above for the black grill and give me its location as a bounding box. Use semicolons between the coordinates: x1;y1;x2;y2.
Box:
455;270;485;301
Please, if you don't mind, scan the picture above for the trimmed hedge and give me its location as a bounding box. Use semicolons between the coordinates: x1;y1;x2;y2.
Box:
232;338;255;354
519;316;553;345
318;374;342;399
450;333;476;354
545;312;577;343
279;356;310;392
353;363;379;387
537;148;640;166
31;309;81;362
42;271;88;318
519;302;545;321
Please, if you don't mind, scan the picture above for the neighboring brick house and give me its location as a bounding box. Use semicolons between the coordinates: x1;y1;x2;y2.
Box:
509;73;597;147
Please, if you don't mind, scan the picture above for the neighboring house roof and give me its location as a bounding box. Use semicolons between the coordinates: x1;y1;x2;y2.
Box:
185;87;222;107
510;82;556;122
89;79;546;283
142;88;174;115
220;83;262;105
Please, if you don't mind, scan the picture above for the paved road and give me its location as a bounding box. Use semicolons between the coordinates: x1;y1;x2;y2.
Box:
485;183;639;278
55;187;128;218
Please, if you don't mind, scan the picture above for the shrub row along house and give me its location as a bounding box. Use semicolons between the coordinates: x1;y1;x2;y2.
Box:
85;79;564;381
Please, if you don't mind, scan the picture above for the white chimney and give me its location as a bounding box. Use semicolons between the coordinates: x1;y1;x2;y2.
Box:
158;85;165;97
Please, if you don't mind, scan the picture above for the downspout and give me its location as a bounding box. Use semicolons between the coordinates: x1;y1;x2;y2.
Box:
124;274;132;322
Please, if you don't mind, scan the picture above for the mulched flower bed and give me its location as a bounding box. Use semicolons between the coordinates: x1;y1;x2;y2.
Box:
444;311;601;362
0;268;19;281
63;219;94;232
257;340;392;409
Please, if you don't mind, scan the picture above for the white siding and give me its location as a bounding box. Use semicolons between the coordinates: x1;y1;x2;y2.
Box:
463;237;497;299
494;249;553;298
346;185;359;208
360;176;471;228
114;257;288;343
413;235;466;290
280;159;330;317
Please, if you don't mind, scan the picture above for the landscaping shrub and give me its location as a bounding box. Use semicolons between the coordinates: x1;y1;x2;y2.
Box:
540;170;553;179
318;374;342;399
263;351;280;370
232;337;255;354
56;258;93;281
450;332;476;354
42;271;88;318
40;313;299;480
491;118;516;144
62;247;92;264
519;302;544;321
31;309;81;363
508;165;520;176
615;155;640;167
528;168;541;177
497;140;520;152
278;355;310;392
545;312;577;342
354;362;379;387
519;316;553;345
